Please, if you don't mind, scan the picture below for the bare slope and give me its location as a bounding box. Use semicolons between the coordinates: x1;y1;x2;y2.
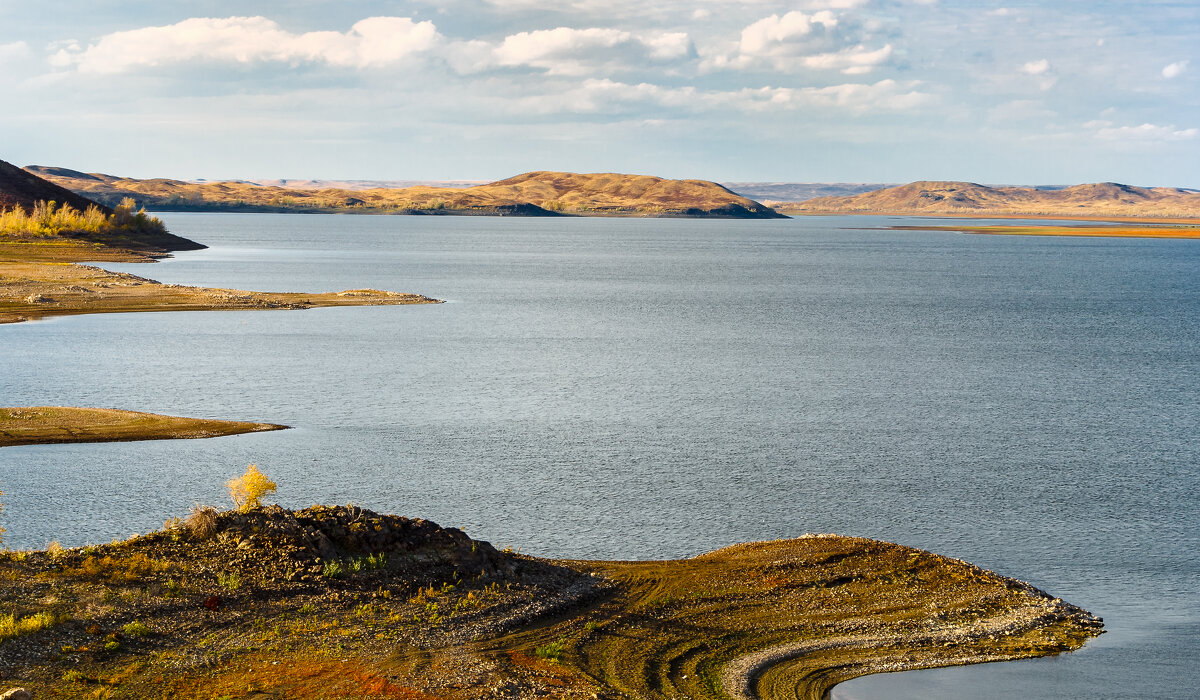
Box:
789;180;1200;219
27;167;785;218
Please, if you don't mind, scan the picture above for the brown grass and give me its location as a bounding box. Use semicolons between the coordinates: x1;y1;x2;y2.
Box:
784;181;1200;219
0;407;288;448
32;169;782;218
885;224;1200;239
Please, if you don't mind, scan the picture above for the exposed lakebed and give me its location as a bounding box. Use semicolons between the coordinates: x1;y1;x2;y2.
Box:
1;213;1197;698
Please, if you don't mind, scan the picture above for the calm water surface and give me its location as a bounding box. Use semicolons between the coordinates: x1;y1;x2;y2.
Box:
1;213;1197;699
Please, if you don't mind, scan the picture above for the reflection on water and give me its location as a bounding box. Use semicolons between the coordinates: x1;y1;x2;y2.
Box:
1;213;1197;699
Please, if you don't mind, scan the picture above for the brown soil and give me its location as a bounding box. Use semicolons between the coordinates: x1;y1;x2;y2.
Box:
0;506;1103;700
0;407;287;448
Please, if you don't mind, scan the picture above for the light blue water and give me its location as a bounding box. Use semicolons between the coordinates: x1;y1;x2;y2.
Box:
1;213;1197;698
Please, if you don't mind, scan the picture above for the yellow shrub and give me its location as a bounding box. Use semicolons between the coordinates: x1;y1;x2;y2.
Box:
226;464;277;511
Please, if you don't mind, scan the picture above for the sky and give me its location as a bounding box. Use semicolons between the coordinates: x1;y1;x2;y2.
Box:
0;1;1197;185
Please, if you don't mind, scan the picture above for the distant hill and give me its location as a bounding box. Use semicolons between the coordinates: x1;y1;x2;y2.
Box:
26;167;785;219
787;180;1200;219
239;178;485;191
723;182;895;203
1;159;111;214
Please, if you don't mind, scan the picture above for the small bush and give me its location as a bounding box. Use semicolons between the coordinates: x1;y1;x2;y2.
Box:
184;505;218;540
61;669;87;683
217;571;241;590
534;640;565;662
322;561;344;579
226;464;276;511
0;610;68;641
122;621;150;637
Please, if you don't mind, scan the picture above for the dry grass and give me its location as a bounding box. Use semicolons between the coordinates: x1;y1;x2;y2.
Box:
183;505;218;541
33;169;782;218
886;224;1200;239
786;181;1200;219
0;407;289;448
0;198;166;239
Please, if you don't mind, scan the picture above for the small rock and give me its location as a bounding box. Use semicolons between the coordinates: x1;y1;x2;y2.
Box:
1;689;32;700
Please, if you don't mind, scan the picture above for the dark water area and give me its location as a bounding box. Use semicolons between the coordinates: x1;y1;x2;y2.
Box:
1;213;1197;698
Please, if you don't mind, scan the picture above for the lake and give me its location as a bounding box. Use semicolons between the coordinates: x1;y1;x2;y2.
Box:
1;213;1197;698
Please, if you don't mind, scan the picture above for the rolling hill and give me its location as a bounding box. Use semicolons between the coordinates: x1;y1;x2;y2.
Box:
786;180;1200;219
26;167;785;219
0;160;112;214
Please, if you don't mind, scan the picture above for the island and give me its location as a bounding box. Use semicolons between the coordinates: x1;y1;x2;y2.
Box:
0;503;1102;699
0;407;287;448
26;167;785;219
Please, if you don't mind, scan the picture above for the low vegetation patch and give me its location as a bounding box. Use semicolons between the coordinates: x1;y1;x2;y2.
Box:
0;198;166;240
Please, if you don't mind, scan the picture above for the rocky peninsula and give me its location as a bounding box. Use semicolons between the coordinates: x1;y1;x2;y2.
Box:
0;504;1102;699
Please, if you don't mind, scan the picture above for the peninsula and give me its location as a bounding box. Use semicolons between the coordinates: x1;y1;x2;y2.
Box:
0;503;1103;700
0;407;287;448
0;158;440;325
1;160;434;446
26;167;784;219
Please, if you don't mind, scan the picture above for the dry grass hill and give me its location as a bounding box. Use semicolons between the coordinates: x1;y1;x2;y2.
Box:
787;180;1200;219
0;161;111;215
26;167;784;219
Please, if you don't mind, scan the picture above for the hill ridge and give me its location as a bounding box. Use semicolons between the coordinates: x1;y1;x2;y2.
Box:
27;167;785;219
0;159;112;214
788;179;1200;218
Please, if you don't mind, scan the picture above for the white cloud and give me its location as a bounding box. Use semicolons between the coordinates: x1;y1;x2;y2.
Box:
710;9;891;74
50;16;442;74
739;11;840;56
460;27;694;75
0;41;32;62
520;77;933;115
1020;59;1049;75
1162;60;1188;79
1091;122;1198;142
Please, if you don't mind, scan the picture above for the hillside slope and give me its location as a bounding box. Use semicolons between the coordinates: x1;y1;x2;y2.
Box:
789;180;1200;218
0;160;111;214
27;167;785;219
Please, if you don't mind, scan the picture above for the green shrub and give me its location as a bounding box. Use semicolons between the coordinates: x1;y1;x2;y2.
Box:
534;639;565;662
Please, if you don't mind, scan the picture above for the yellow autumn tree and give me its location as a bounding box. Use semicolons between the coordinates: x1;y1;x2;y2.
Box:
226;464;277;512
